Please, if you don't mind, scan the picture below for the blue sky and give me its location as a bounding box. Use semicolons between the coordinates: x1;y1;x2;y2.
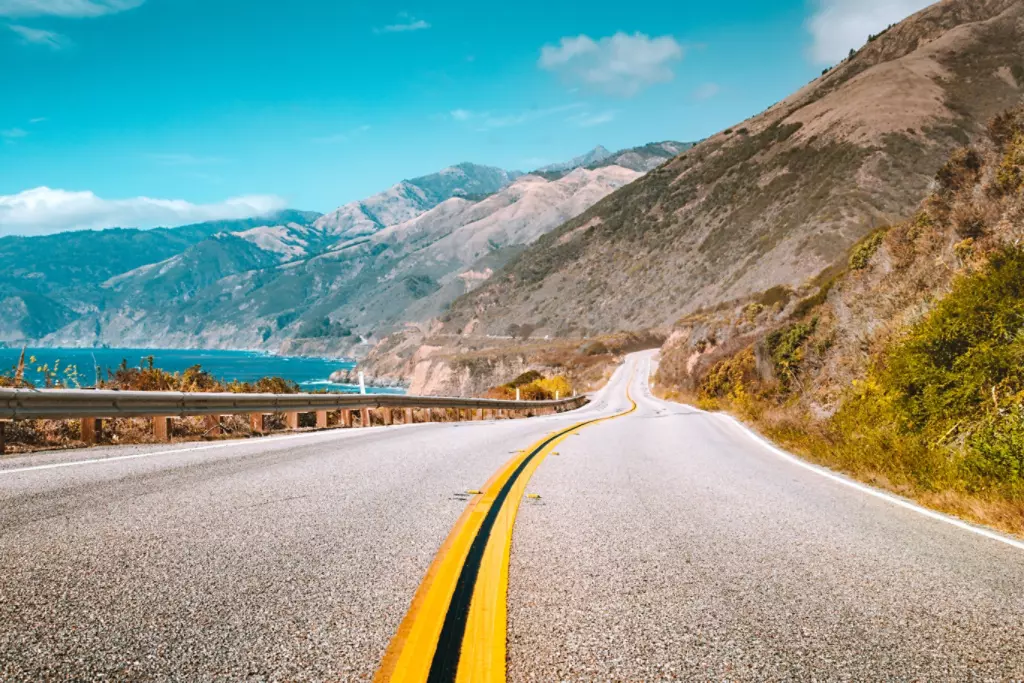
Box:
0;0;932;234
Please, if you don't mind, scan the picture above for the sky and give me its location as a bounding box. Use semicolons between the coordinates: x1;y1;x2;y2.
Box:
0;0;935;235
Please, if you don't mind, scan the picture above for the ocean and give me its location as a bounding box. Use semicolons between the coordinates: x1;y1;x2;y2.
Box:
0;347;402;394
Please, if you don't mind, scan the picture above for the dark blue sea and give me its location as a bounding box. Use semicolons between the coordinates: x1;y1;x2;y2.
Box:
0;347;401;394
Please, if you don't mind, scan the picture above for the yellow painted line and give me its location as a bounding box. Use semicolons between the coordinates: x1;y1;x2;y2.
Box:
375;374;637;683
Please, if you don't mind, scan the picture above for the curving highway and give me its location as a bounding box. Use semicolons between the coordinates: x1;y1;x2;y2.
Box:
1;351;1022;680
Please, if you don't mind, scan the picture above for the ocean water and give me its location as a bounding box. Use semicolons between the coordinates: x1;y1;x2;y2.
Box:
0;347;403;394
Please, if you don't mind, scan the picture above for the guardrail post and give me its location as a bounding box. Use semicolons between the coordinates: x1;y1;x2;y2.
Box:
205;415;223;436
342;409;354;428
0;421;6;455
81;418;101;445
427;408;435;422
383;409;394;426
316;410;328;429
404;408;414;424
475;409;484;421
360;408;371;428
153;416;172;442
250;413;265;434
285;412;300;430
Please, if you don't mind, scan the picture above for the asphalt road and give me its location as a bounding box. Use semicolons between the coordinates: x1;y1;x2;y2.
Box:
2;352;1023;680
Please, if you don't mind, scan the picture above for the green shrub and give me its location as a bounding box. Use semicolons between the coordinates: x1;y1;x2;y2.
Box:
757;285;793;308
995;133;1024;196
882;247;1024;429
765;319;817;392
698;348;756;406
849;229;886;270
827;247;1024;496
969;405;1024;488
935;147;983;195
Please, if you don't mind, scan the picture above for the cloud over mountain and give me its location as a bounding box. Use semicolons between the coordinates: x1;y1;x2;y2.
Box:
0;187;287;235
806;0;931;63
539;32;683;97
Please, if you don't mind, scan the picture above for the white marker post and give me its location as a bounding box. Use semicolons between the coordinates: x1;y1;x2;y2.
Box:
358;371;366;395
516;387;521;401
555;391;560;400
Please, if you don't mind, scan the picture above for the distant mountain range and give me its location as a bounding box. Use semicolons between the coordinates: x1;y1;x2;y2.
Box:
0;140;687;355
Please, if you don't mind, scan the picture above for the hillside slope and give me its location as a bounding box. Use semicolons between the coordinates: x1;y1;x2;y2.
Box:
655;104;1024;534
440;0;1024;339
0;211;319;343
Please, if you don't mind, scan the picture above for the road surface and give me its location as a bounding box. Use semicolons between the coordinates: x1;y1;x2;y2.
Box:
1;351;1022;680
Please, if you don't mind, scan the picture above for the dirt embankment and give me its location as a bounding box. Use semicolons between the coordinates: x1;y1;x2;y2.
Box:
360;330;664;397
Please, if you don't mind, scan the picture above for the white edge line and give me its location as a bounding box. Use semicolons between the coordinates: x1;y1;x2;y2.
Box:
703;407;1024;552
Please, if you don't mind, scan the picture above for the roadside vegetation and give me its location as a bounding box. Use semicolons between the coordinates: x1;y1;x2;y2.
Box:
485;370;573;401
0;355;304;455
657;106;1024;535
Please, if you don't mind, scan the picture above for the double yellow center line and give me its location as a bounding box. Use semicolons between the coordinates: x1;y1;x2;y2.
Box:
375;379;637;682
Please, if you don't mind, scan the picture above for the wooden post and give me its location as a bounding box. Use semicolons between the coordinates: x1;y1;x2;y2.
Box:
316;410;329;429
250;413;265;434
81;418;101;444
285;412;300;430
153;416;172;442
360;407;371;428
404;408;414;424
0;421;5;455
205;415;223;436
342;409;354;428
383;409;394;426
427;408;435;422
476;409;484;421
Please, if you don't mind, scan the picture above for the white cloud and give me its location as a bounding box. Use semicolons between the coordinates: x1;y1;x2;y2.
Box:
8;23;65;48
806;0;930;64
29;116;47;124
0;0;144;18
693;82;721;101
311;124;370;144
0;187;287;235
1;127;28;139
539;32;684;97
451;104;584;131
568;110;617;128
375;13;430;34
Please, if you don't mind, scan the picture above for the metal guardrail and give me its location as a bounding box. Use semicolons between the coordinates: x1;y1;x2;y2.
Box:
0;388;587;421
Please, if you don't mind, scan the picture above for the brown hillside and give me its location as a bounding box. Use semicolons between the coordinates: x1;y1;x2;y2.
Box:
439;0;1024;338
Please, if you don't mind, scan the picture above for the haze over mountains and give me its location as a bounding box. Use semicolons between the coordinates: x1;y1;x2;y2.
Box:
0;141;685;354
